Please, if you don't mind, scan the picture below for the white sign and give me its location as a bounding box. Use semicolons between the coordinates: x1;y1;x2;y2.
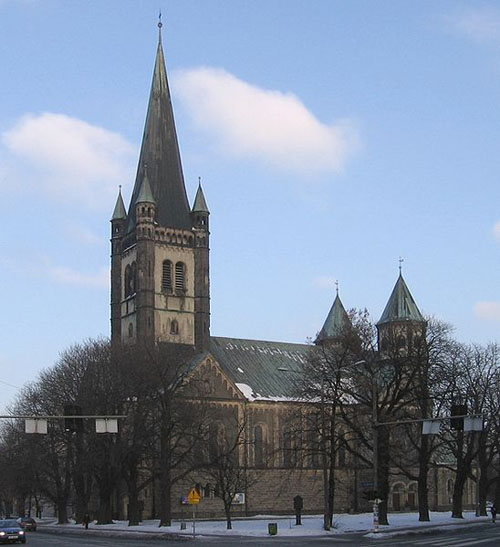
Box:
95;418;118;433
25;419;47;434
422;420;441;435
233;493;245;505
464;417;483;432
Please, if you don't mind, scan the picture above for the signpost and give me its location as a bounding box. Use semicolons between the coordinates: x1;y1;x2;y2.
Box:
187;487;201;538
373;498;380;533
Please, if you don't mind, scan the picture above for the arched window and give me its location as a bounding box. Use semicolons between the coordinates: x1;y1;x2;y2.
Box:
175;261;186;293
283;427;296;468
124;264;131;298
130;262;136;295
254;425;266;467
337;433;347;467
209;422;225;462
170;319;179;335
162;260;173;293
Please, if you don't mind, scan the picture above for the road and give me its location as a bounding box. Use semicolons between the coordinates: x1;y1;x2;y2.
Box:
23;523;500;546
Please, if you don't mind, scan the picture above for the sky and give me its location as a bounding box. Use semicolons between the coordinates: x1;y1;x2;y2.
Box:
1;1;499;412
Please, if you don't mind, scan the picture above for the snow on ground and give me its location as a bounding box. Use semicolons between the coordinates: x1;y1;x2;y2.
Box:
43;511;491;538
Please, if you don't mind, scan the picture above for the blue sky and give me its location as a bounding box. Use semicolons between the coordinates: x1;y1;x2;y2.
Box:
1;1;499;411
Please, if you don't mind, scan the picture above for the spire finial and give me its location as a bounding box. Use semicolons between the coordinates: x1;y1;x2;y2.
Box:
158;11;163;43
119;184;122;193
335;279;339;296
399;256;404;275
198;176;202;187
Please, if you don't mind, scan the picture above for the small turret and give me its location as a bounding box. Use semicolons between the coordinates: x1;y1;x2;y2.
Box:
135;170;156;239
191;178;209;232
110;186;127;343
111;186;127;240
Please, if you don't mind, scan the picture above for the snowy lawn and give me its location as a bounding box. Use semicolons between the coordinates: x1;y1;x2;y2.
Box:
41;510;491;538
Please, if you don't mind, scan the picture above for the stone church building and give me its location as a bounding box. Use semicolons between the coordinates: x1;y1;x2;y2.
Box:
109;28;474;518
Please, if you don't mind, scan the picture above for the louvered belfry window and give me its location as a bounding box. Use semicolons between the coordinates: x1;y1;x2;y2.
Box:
175;262;186;292
162;260;172;293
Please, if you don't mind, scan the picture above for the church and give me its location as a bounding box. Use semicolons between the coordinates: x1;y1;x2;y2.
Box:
109;26;474;518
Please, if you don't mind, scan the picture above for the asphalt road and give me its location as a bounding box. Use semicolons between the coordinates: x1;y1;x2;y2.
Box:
22;523;500;546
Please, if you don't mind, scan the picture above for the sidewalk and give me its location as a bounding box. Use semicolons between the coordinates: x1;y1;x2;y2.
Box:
38;511;493;540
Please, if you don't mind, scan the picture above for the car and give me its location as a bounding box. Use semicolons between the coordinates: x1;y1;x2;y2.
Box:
17;518;36;532
0;519;26;544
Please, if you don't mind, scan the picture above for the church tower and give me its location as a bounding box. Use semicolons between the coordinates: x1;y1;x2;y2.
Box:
376;269;426;355
110;23;210;351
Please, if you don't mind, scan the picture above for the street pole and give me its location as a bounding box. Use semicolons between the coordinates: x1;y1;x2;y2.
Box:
321;379;330;531
372;377;379;533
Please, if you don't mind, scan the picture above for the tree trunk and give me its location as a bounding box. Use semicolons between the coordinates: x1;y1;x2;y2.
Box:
96;471;115;524
418;434;430;521
158;457;172;526
378;426;390;526
57;496;69;524
127;463;141;526
224;501;232;530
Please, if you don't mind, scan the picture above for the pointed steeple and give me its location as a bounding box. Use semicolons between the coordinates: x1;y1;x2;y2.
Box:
377;273;425;326
136;170;155;204
316;292;350;345
127;23;191;232
111;186;127;220
192;180;209;213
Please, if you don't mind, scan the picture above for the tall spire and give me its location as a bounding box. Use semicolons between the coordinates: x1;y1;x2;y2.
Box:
377;272;425;326
127;21;191;232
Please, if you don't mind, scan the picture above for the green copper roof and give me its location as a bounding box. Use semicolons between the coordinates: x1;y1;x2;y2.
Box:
111;188;126;220
136;172;155;204
192;183;209;213
127;30;191;232
209;336;311;400
377;274;425;325
316;294;350;344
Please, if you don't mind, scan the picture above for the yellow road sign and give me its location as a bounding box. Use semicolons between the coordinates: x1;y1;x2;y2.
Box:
187;487;201;505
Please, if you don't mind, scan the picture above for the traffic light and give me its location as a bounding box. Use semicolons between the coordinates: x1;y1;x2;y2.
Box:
451;404;467;431
64;404;83;433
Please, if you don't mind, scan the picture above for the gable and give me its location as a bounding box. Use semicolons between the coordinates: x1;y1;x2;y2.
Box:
188;354;244;400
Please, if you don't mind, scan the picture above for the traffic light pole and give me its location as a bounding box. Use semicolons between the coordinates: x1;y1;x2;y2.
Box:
372;379;379;533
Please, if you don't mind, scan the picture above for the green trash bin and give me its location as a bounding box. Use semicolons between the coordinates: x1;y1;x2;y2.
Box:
268;522;278;535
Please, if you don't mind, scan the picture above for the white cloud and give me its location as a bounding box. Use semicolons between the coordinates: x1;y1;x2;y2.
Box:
493;220;500;241
2;112;134;208
64;221;102;246
474;301;500;321
313;276;339;290
173;67;358;174
1;255;109;289
49;265;109;288
449;7;500;45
